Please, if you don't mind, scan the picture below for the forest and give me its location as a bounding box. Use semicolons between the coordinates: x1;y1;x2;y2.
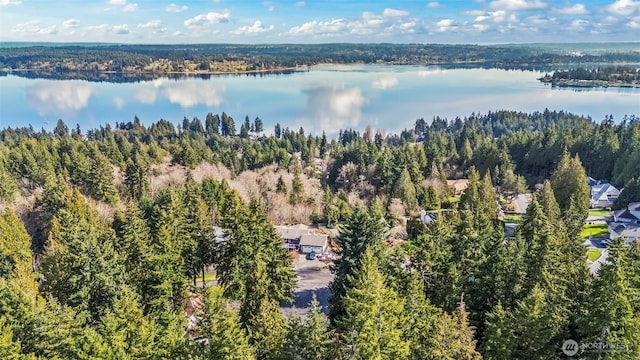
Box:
2;43;640;82
1;109;640;359
539;66;640;87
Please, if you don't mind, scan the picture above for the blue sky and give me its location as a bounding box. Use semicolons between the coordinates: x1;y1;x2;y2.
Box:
1;0;639;43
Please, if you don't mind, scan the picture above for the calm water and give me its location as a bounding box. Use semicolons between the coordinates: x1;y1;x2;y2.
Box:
1;65;639;135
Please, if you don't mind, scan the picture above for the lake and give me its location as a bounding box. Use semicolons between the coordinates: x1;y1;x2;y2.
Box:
1;65;639;135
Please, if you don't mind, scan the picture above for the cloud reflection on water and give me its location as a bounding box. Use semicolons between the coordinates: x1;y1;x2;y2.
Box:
298;85;365;134
25;81;96;117
134;79;226;108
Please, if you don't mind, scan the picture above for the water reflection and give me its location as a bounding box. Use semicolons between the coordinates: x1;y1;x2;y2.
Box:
134;79;226;108
25;81;95;116
298;86;365;133
372;75;399;89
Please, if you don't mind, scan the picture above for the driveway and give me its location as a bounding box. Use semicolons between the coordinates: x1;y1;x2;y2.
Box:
281;257;335;317
513;194;531;214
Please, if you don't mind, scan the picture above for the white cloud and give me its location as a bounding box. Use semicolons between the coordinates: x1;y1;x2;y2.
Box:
383;8;410;17
473;23;490;31
166;3;188;13
288;19;346;36
294;1;305;6
287;8;423;38
138;20;166;34
26;81;96;117
607;0;640;16
555;3;589;15
12;20;58;35
106;0;137;12
372;75;399;89
184;10;231;28
570;19;589;30
231;21;274;35
86;24;110;32
113;24;129;34
464;10;488;16
298;86;366;135
627;15;640;28
436;19;458;32
475;10;518;23
135;87;157;104
427;2;445;8
113;96;125;109
62;19;79;29
488;0;547;11
123;3;138;12
0;0;21;6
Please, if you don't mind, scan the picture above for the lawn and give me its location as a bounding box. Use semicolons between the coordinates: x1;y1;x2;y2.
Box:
581;223;609;239
587;248;603;262
589;208;612;218
502;213;522;223
201;272;217;282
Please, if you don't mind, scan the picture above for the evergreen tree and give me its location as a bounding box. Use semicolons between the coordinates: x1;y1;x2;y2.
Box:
482;302;515;360
88;148;119;204
289;157;304;205
329;206;386;321
200;289;255;360
99;286;157;359
393;167;418;212
614;177;640;209
338;248;409;360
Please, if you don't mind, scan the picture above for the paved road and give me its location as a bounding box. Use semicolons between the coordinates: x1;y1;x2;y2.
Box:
513;194;531;214
583;237;609;275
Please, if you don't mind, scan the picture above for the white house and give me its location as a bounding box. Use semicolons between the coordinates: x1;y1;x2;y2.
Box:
608;222;640;245
275;225;329;254
590;182;620;208
612;202;640;224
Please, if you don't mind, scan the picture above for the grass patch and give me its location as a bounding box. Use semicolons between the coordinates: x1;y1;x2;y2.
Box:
581;223;609;239
502;213;522;223
589;208;612;217
587;248;603;262
448;196;461;204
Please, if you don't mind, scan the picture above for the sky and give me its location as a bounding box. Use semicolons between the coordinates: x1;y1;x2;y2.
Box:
0;0;639;44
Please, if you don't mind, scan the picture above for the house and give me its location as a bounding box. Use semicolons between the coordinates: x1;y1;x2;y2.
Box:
612;202;640;224
590;182;620;208
608;222;640;245
275;225;329;254
447;179;469;195
419;210;434;224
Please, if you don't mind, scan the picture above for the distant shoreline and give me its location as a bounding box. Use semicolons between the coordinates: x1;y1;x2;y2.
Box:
537;76;640;89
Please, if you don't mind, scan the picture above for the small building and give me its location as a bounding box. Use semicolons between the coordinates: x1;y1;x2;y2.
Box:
275;225;328;254
300;233;329;254
612;202;640;224
590;182;620;208
447;179;469;195
419;210;434;224
608;222;640;245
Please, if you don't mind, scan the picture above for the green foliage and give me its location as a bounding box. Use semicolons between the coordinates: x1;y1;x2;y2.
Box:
614;177;640;209
338;248;409;360
200;289;256;360
284;296;335;360
329;205;386;321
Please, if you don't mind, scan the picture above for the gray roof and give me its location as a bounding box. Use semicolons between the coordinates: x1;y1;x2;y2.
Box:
300;233;328;247
275;226;310;240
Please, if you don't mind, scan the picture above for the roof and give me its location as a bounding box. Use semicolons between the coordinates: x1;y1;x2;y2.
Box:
587;176;600;187
609;222;640;240
614;202;640;222
591;183;620;201
275;226;311;240
447;179;469;193
300;233;328;247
